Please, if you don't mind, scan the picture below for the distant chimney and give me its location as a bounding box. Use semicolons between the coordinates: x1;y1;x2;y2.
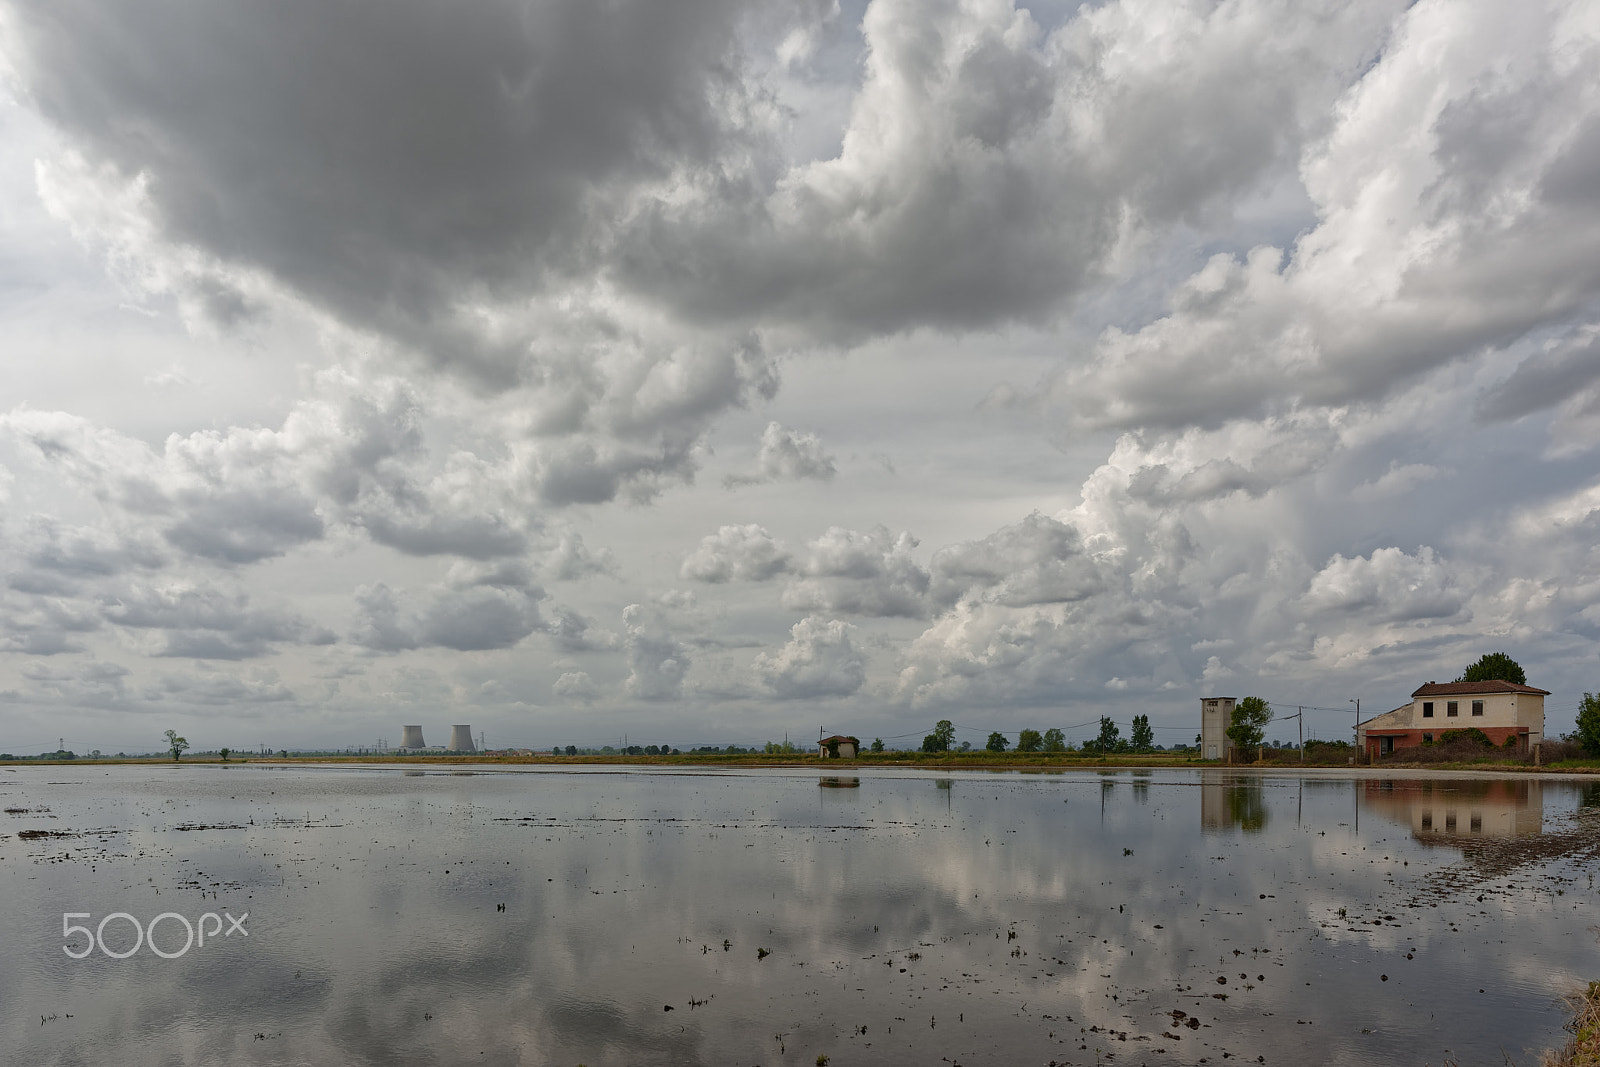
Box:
447;725;476;753
400;725;426;749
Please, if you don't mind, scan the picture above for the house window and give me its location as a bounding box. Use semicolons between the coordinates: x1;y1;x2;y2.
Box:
1445;811;1456;832
1447;701;1458;717
1422;702;1434;717
1472;700;1483;716
1470;813;1482;833
1423;733;1433;744
1421;812;1432;830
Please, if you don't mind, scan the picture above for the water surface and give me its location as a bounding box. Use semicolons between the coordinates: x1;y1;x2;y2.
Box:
2;764;1596;1065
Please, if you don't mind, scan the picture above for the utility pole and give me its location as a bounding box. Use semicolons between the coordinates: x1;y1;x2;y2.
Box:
1350;698;1360;763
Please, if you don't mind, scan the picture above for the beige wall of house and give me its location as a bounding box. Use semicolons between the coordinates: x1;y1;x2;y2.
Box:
1409;691;1544;744
1199;697;1236;760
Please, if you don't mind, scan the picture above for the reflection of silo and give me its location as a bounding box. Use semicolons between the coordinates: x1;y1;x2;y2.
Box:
448;725;476;753
400;725;426;749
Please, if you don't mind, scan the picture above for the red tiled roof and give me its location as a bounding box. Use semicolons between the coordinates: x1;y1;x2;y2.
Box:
1410;679;1550;698
819;735;858;745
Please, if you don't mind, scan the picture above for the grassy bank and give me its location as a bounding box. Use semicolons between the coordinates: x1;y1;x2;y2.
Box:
1545;982;1600;1067
6;750;1600;773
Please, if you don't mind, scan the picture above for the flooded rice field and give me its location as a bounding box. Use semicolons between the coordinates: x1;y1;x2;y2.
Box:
2;764;1597;1066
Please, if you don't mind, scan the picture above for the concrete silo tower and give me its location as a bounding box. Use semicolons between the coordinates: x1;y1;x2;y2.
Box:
447;725;476;752
400;725;426;749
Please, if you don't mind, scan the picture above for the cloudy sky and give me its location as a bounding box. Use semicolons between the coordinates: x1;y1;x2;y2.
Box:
1;0;1597;754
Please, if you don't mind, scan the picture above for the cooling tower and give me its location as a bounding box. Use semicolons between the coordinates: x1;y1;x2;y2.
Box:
400;725;426;749
448;725;476;752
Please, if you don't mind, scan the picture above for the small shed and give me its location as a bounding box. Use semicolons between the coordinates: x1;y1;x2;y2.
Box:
818;735;859;759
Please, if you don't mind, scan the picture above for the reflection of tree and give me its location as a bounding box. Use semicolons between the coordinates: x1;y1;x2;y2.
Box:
1225;781;1268;832
1131;770;1151;804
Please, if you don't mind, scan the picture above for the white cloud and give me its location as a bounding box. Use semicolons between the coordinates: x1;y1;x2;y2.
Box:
753;615;866;699
725;421;837;487
679;524;792;583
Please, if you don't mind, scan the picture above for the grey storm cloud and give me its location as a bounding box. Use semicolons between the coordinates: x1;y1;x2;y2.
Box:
5;0;768;383
619;0;1403;341
101;581;336;661
5;0;1600;740
1478;328;1600;424
352;562;546;653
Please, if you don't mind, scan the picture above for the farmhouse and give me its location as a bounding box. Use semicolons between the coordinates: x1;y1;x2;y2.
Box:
1357;679;1548;758
818;735;859;759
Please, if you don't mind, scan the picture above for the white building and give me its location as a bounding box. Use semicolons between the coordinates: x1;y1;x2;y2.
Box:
1199;697;1237;761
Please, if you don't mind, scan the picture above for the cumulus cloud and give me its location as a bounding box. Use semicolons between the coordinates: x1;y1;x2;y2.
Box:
1044;0;1600;431
930;512;1105;607
621;603;690;701
1301;547;1466;623
542;531;617;582
546;606;620;653
724;421;837;487
552;670;599;704
782;526;930;617
679;524;792;583
622;0;1401;341
753;616;866;699
351;562;545;653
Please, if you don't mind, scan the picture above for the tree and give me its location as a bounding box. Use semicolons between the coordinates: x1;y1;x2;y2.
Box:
219;747;230;762
870;738;885;753
1226;697;1273;752
1082;716;1122;754
1457;652;1526;686
1016;728;1043;752
986;731;1009;752
1577;692;1600;756
164;730;189;762
922;719;956;753
1129;714;1155;753
1042;728;1067;752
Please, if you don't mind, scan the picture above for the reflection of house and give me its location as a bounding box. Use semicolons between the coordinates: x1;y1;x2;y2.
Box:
818;735;859;759
1357;680;1549;758
1199;697;1236;761
1362;779;1543;839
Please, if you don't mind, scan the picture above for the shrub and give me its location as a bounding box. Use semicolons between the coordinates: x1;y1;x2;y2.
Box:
1439;728;1492;747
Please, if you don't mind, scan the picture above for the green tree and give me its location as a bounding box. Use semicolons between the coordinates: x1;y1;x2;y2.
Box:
1226;697;1273;752
1083;716;1122;754
1457;652;1526;686
1129;714;1155;753
1016;728;1043;752
1576;692;1600;756
922;719;956;753
985;731;1009;752
164;729;189;762
1042;727;1067;752
219;747;230;762
870;738;885;753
